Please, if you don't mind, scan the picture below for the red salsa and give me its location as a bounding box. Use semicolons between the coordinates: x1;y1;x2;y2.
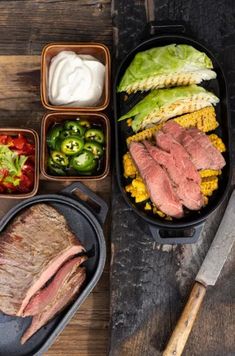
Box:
0;134;35;194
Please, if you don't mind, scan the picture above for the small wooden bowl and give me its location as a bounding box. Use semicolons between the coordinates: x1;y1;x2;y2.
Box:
0;128;39;199
41;112;110;181
41;43;111;111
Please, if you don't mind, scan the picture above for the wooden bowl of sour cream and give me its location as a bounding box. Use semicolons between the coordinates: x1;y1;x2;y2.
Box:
41;43;111;111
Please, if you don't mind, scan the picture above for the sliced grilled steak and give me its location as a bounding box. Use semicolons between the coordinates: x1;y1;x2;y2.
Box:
162;121;206;166
162;120;184;141
144;141;204;210
188;127;225;169
180;130;214;170
162;120;225;170
0;204;85;317
21;263;86;344
155;131;200;184
23;255;87;317
129;142;183;218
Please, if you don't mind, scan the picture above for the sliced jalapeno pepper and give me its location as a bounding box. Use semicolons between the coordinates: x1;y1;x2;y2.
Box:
64;121;85;136
54;138;63;151
79;120;91;129
70;151;96;171
75;159;97;175
51;151;69;167
84;141;104;158
59;129;81;140
61;136;84;156
47;157;66;176
47;125;63;149
84;128;104;144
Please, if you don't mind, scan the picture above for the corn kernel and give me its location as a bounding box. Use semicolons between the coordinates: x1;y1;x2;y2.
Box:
209;134;226;152
199;169;222;178
144;202;152;210
127;118;133;127
123;153;137;178
200;177;218;196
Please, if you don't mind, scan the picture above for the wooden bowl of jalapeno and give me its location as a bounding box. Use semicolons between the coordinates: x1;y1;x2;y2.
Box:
40;112;110;181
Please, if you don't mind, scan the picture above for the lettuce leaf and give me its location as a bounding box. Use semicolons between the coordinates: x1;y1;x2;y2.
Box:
0;145;27;185
117;44;216;93
118;85;219;132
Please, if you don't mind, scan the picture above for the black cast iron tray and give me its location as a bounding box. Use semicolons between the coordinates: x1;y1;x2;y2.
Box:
114;23;232;244
0;182;108;356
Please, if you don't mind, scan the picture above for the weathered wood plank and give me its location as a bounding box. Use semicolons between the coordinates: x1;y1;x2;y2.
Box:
0;1;112;354
0;56;41;111
110;1;235;355
0;0;112;55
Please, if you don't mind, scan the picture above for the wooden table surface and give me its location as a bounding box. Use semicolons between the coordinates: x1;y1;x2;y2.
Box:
0;1;112;355
110;1;235;356
0;1;235;356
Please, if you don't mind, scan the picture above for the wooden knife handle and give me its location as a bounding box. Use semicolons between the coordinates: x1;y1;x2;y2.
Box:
163;282;206;356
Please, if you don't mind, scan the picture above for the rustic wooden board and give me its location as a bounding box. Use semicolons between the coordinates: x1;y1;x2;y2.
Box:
0;56;111;355
0;1;112;355
110;1;235;355
0;0;112;55
0;54;111;356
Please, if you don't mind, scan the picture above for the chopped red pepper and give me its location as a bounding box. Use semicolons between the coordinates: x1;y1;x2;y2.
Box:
0;135;14;146
13;134;26;150
0;134;35;194
0;135;8;145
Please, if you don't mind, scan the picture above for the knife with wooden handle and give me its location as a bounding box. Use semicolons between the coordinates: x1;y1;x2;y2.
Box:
163;190;235;356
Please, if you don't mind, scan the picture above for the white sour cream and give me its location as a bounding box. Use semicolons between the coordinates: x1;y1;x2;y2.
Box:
48;51;105;107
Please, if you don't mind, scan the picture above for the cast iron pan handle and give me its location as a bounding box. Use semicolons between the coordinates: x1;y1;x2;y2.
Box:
148;21;186;36
148;222;204;244
61;182;108;225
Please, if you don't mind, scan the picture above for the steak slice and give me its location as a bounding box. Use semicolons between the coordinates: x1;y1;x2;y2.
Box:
23;255;87;317
144;141;204;210
162;120;184;141
0;204;85;317
188;127;225;169
21;263;86;344
155;131;200;184
129;142;183;218
180;131;214;170
162;120;224;170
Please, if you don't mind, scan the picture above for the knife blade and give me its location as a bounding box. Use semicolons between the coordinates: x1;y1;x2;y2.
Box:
163;190;235;356
196;190;235;286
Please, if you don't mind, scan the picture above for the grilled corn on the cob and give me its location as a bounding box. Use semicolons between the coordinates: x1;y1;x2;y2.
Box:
209;134;226;152
199;169;221;178
125;177;149;203
200;176;219;196
123;153;137;178
127;107;218;145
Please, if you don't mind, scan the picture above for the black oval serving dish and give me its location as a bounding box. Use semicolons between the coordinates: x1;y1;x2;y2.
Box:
0;182;107;356
114;24;232;244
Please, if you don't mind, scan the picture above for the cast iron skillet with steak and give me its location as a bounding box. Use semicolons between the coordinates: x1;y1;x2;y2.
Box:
0;203;86;344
